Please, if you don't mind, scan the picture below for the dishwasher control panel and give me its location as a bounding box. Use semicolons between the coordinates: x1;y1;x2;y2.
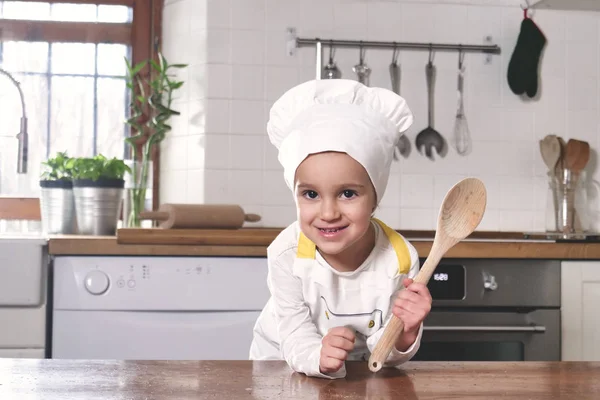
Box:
53;256;270;311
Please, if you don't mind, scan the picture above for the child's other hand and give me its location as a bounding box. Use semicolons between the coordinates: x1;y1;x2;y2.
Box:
319;326;355;374
393;278;432;336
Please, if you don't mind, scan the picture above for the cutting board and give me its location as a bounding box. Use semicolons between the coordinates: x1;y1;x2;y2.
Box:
116;228;544;246
116;228;280;246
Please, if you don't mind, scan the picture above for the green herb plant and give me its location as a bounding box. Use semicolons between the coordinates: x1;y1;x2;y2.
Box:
69;155;131;182
40;151;73;181
124;52;187;227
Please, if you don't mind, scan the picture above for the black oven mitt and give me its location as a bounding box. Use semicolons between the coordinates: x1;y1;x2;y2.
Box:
507;16;547;98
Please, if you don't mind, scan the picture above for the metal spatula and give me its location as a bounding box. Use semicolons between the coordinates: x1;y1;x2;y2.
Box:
415;59;445;160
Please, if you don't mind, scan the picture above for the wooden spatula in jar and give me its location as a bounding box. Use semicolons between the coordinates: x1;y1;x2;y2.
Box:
368;177;487;373
554;136;567;177
539;135;561;175
564;139;590;174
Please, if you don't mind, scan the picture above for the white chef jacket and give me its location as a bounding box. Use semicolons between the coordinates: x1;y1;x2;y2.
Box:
249;218;423;379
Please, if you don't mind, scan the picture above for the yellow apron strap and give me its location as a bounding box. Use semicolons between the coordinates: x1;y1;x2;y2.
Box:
372;218;412;275
295;220;411;274
296;231;317;259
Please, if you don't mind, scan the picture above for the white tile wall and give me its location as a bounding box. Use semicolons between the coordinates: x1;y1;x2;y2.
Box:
161;0;600;232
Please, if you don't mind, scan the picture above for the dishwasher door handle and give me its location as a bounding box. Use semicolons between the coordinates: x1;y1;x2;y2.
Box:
423;325;546;333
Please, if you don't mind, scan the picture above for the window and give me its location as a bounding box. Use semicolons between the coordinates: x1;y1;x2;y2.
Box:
0;0;162;219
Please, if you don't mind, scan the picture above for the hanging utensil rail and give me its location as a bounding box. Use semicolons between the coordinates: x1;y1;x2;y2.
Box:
297;38;501;52
286;28;501;79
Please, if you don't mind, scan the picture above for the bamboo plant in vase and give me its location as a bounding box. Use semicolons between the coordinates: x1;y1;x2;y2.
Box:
123;53;187;228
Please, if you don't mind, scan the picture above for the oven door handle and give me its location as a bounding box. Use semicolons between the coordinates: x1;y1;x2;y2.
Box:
423;325;546;333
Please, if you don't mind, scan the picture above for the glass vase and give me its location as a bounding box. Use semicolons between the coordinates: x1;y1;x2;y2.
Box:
122;159;153;228
545;169;587;236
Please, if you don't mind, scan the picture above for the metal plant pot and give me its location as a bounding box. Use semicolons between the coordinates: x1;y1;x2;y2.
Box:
73;178;124;236
39;179;77;234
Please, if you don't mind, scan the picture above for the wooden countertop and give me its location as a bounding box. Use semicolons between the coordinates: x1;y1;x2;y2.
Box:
46;228;600;259
1;359;599;399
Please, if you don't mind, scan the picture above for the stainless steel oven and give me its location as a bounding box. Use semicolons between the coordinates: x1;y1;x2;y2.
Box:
411;258;561;361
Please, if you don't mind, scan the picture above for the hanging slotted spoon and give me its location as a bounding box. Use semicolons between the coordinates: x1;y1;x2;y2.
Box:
415;52;445;160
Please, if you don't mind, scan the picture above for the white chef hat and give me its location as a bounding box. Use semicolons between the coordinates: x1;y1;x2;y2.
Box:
267;79;413;203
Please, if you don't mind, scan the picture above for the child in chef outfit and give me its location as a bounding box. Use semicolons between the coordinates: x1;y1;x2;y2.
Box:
249;79;432;379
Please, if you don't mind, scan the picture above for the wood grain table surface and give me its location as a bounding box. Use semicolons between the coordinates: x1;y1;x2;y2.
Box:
1;359;599;399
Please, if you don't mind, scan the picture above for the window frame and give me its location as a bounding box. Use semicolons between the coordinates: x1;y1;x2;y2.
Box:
0;0;163;221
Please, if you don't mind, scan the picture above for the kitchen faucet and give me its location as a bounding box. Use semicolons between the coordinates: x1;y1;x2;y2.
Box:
0;67;28;174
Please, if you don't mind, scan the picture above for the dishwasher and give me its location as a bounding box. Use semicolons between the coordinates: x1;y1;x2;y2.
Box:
51;256;269;360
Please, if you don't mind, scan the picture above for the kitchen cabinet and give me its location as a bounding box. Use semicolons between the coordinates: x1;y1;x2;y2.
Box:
0;238;48;359
561;261;600;361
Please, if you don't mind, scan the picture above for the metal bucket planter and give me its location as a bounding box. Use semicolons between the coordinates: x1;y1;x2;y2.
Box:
39;179;77;234
73;178;124;236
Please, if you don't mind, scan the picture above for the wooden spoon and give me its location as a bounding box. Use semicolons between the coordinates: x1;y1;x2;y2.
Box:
555;136;567;176
368;177;487;373
539;135;561;175
564;139;590;173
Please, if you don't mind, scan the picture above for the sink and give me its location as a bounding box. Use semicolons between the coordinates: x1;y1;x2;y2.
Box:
0;234;47;245
0;220;46;243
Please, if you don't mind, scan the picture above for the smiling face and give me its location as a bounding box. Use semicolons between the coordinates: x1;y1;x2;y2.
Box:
294;151;377;271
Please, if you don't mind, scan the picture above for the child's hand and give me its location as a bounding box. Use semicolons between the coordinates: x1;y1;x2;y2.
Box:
392;278;432;350
319;326;355;374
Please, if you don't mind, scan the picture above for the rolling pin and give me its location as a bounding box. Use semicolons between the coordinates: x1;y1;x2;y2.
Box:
138;204;261;229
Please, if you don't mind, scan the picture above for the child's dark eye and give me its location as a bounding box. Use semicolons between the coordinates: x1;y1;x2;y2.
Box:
303;190;318;199
341;190;357;199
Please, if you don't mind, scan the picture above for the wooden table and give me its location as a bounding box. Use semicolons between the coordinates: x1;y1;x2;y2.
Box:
1;359;599;399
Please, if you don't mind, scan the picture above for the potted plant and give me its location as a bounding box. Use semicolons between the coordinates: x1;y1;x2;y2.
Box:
123;52;187;228
69;154;131;236
39;151;77;234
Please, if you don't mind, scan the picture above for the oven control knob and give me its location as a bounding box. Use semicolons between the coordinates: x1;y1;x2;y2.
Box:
483;273;498;291
84;270;110;295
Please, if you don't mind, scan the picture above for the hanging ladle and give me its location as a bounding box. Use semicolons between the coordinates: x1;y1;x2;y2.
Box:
415;47;446;160
389;45;401;95
390;45;410;160
353;44;371;86
322;41;341;79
